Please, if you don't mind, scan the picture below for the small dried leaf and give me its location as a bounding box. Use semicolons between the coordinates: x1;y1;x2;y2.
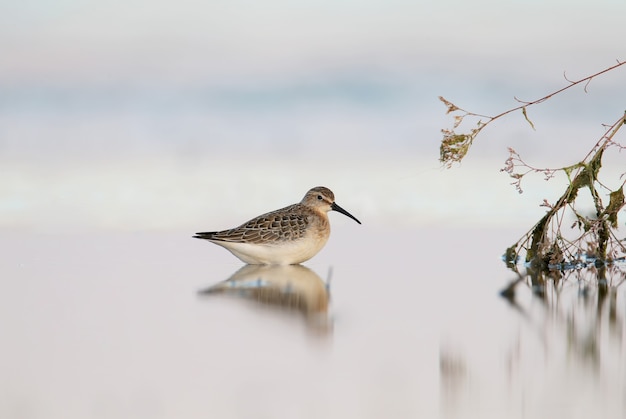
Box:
453;115;463;128
439;96;460;114
605;186;625;228
521;107;536;130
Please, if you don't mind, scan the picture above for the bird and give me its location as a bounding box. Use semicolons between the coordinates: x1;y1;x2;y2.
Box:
193;186;361;265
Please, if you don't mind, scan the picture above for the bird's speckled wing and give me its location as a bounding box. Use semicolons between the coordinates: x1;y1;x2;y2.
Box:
194;204;310;244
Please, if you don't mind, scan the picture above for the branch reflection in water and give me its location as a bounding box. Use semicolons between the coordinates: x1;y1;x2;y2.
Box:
197;264;332;336
502;264;625;365
440;264;626;418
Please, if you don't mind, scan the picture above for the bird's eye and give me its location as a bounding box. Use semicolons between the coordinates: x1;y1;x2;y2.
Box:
317;195;323;200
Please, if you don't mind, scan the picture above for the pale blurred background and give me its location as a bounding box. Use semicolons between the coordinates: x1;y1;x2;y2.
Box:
2;3;626;419
1;0;625;233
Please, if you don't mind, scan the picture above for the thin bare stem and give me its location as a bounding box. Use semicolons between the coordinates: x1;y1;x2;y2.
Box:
439;61;625;167
490;60;625;122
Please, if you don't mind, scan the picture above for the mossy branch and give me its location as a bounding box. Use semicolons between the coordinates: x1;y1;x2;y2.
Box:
438;60;626;272
507;114;626;267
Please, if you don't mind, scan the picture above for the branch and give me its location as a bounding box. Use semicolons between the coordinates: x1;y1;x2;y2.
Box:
439;60;625;166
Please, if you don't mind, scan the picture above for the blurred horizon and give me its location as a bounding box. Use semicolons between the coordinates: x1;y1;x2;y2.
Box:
1;0;625;232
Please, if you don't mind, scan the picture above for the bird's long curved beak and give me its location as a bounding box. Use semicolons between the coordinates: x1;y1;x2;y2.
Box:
331;202;362;224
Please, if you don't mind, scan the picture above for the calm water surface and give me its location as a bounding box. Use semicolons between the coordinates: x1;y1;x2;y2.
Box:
1;226;624;418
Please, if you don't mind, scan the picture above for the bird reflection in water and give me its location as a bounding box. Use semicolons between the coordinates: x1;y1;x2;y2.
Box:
198;264;332;335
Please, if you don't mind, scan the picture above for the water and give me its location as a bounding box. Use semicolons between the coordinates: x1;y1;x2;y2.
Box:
1;226;624;418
